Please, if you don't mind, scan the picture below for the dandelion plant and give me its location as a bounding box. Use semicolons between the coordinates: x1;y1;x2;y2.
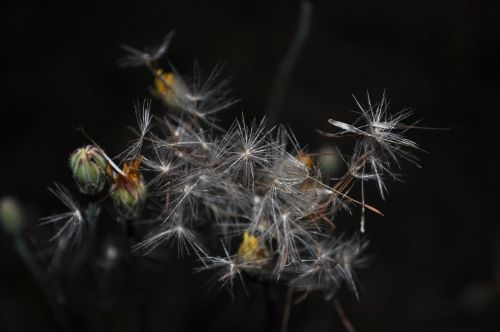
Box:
38;30;428;331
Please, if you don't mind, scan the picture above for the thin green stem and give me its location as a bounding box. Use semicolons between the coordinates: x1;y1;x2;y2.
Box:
334;298;356;332
14;236;70;330
266;1;313;127
281;287;295;332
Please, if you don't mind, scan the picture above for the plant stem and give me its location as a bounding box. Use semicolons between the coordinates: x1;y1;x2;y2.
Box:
281;287;294;332
266;1;313;127
334;298;356;332
14;236;70;330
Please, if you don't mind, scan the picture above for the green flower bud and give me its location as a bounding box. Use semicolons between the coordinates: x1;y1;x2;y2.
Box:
0;197;24;236
319;145;342;178
69;145;108;195
109;159;146;219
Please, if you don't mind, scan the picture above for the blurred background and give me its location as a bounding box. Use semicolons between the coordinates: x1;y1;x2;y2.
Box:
0;0;498;331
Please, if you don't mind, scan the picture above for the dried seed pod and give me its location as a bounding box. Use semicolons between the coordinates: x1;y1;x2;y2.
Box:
69;145;108;195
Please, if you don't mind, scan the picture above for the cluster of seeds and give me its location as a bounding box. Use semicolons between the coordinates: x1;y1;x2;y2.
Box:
43;31;423;299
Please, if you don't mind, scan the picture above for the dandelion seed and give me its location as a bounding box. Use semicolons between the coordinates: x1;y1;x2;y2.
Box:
117;100;153;161
328;94;420;167
215;117;275;188
184;62;239;124
268;207;316;275
40;184;86;246
133;213;208;259
291;235;368;299
321;93;421;202
141;146;181;189
197;241;256;297
154;62;238;129
119;31;175;67
156;170;203;223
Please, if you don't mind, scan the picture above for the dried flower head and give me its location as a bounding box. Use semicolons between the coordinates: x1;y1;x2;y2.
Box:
109;158;147;219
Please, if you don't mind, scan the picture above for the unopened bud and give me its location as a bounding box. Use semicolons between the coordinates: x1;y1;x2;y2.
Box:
319;145;342;177
109;159;146;219
69;145;108;195
0;197;23;236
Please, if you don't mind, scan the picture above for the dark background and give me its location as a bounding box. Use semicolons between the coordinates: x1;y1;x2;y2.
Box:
1;0;499;331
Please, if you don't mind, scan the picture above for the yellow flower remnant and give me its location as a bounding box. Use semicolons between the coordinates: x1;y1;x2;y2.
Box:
296;151;314;170
154;69;175;95
109;158;147;219
237;231;269;267
154;69;187;110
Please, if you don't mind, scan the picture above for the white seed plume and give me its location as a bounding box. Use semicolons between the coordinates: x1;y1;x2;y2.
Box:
40;184;86;246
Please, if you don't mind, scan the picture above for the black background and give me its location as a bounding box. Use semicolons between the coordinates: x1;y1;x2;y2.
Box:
0;0;499;331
